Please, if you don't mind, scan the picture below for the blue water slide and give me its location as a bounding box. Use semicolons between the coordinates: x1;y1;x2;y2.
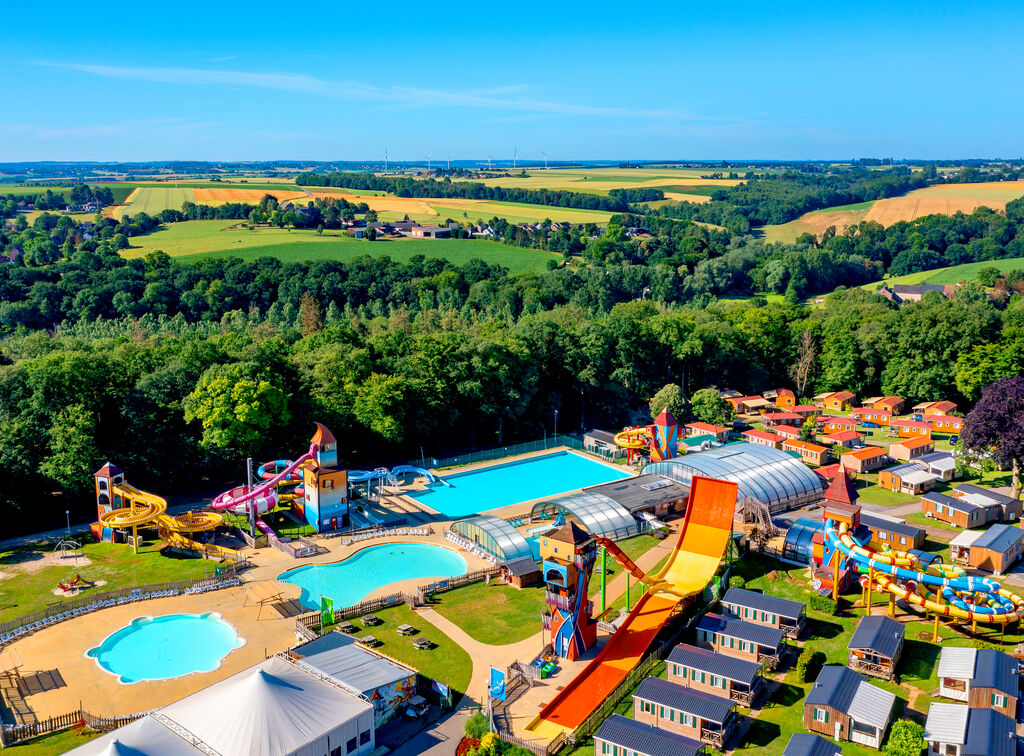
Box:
391;465;441;484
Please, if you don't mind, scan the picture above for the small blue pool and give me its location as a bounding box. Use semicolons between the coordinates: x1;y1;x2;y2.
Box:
280;543;468;609
87;613;244;684
413;451;630;517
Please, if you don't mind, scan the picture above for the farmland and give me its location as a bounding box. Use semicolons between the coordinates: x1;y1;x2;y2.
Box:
863;182;1024;225
122;220;558;272
858;256;1024;290
758;204;874;243
112;187;196;218
446;167;744;194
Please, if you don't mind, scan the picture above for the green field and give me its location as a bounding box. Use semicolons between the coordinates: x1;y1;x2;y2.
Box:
811;200;876;212
115;186;196;218
445;167;742;195
859;256;1024;290
0;183;135;203
425;199;614;225
430;581;546;645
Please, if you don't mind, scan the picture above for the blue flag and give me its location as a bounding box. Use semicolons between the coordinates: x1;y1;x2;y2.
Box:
489;667;506;701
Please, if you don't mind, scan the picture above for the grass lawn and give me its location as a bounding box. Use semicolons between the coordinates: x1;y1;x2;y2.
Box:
0;538;216;619
358;603;473;703
854;483;913;507
429;581;546;645
597;534;664;583
903;512;959;531
3;725;102;754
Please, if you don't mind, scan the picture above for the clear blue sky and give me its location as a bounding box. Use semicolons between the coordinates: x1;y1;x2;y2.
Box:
1;1;1022;162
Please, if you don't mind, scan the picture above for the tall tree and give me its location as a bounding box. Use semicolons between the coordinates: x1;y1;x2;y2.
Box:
690;388;733;426
649;383;688;422
961;376;1024;496
299;291;324;337
789;330;817;397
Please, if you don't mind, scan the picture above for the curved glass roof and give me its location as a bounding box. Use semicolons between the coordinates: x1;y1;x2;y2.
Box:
529;492;637;540
449;515;533;562
643;443;823;511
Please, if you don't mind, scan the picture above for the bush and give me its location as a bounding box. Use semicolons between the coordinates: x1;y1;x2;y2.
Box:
465;711;489;740
884;720;924;756
729;575;746;589
796;649;826;683
808;593;837;615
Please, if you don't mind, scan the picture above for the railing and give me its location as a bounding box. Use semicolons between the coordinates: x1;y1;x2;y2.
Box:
432;435;584;470
0;707;150;747
701;727;727;748
849;657;894;680
270;536;319;558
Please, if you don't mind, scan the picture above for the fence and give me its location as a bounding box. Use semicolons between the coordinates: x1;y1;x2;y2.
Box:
0;562;245;641
430;435;584;470
0;707;149;747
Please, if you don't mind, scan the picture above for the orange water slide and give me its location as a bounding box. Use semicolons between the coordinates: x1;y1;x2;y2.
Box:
527;475;738;738
596;538;650;585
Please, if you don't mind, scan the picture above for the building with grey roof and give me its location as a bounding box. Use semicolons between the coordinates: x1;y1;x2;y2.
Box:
668;644;763;705
594;714;706;756
783;733;842;756
848;615;904;681
924;704;1017;756
922;491;991;529
633;677;737;747
937;647;1020;717
970;523;1024;574
804;666;895;749
697;613;786;669
722;587;806;638
583;474;689;518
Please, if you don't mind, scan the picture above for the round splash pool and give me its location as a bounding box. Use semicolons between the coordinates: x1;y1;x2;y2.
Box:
280;543;468;609
86;612;245;684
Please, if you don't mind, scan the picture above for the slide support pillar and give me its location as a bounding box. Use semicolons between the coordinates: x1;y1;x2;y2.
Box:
866;566;874;615
932;612;939;642
626;573;630;611
600;547;607;614
832;551;840;602
887;592;895;618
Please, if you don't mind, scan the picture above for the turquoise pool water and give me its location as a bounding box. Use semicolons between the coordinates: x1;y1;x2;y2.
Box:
87;613;244;684
280;543;468;609
413;451;630;517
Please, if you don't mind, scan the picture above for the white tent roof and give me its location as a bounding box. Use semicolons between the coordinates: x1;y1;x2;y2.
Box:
901;470;936;485
927;457;956;472
295;632;414;695
961;492;999;508
64;715;203;756
949;530;984;549
157;656;371;756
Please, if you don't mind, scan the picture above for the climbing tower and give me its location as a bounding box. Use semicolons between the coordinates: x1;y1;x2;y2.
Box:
648;408;680;462
298;423;349;532
91;462;126;542
540;521;598;660
815;466;863;594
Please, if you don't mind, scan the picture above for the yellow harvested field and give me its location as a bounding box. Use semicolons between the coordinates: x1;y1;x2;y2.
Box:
759;209;872;244
663;191;711;203
192;187;309;203
447;167;741;193
310;192;442;216
864;182;1024;225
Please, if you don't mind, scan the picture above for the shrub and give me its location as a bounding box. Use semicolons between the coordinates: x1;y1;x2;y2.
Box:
465;711;489;740
729;575;746;589
796;649;826;682
808;593;837;615
884;720;924;756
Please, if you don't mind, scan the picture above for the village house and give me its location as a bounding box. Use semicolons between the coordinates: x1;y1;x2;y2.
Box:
696;613;786;670
774;388;797;408
917;452;957;482
951;484;1022;523
852;407;892;426
819;416;857;434
921;492;991;529
594;714;707;756
772;424;804;441
859;512;926;551
817;391;856;412
928;415;963;434
822;430;865;448
924;704;1016;756
847;615;904;681
790;404;821;419
783;439;830;466
721;587;806;639
409;225;451;238
667;644;763;706
804;666;896;750
839;447;887;473
889;436;935;461
762;412;803;428
870;396;905;414
891;420;933;439
878;463;936;495
684;422;731;441
965;524;1024;574
783;734;842;756
742;429;785;449
880;283;957;304
936;647;1019;717
633;677;738;748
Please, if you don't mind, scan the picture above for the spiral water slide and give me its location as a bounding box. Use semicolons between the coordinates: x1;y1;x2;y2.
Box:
526;475;738;739
826;519;1024;624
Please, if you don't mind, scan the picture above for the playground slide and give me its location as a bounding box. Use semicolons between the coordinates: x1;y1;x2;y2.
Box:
827;520;1024;624
613;428;648;450
348;465;440;484
527;476;738;738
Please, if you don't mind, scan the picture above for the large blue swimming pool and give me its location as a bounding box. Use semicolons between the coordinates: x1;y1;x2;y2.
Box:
413;451;630;517
87;612;244;684
279;543;468;609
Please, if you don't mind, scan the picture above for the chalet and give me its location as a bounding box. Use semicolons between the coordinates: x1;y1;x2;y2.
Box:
847;615;904;681
763;412;803;428
728;395;772;414
928;415;963;434
685;422;730;441
790;404;821;418
594;714;706;756
878;463;936;495
924;704;1016;756
783;734;842;756
967;524;1024;575
921;492;990;529
500;557;541;589
804;666;895;750
917;452;957;482
822;431;864;448
889;436;935;461
775;388;797;408
871;396;905;414
783;439;829;466
819;391;855;412
859;512;926;551
917;400;958;416
667;644;763;706
721;587;806;639
852;407;892;426
819;416;857;434
952;484;1022;523
840;447;887;473
936;647;1019;717
743;429;785;449
773;425;804;440
583;429;618;455
633;677;737;748
891;420;933;439
948;530;984;565
696;613;786;670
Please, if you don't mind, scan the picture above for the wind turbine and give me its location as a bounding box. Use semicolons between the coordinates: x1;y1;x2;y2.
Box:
542;150;549;170
513;146;518;171
427;153;432;172
384;147;389;174
447;154;452;171
487;154;493;170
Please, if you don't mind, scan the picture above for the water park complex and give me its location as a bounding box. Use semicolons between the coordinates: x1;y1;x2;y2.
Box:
2;397;1024;756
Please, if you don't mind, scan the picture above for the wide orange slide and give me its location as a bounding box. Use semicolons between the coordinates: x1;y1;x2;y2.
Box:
526;475;738;738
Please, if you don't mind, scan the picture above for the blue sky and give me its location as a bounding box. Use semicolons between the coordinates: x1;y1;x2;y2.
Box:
1;1;1022;161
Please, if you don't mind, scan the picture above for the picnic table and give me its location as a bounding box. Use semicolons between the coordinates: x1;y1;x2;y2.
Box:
397;624;417;636
358;635;380;647
412;637;433;650
361;613;381;626
337;621;357;634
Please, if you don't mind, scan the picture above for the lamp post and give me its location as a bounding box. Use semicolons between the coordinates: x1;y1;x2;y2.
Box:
65;510;70;539
554;409;559;441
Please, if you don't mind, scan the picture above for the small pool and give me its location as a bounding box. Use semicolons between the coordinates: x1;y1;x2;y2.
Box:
87;613;244;684
280;543;468;609
413;451;630;517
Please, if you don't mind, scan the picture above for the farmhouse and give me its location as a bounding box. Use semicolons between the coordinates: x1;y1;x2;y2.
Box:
839;447;887;473
847;615;904;681
936;648;1019;717
859;512;926;551
923;704;1016;756
952;484;1022;523
742;429;785;449
878;463;936;495
852;407;892;426
409;225;451;238
696;613;786;669
882;284;956;304
819;416;857;434
967;524;1024;575
594;714;706;756
891;420;933;439
822;431;864;448
684;422;731;440
783;439;829;466
721;587;806;639
667;644;763;706
633;677;737;748
763;411;803;428
921;492;990;529
774;388;797;408
917;452;957;482
783;734;842;756
818;391;855;412
804;666;895;750
888;436;936;461
928;415;963;433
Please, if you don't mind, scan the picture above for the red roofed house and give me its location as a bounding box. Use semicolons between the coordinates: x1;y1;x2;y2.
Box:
743;429;785;449
872;396;905;414
820;391;855;412
852;407;893;426
819;416;857;434
762;412;802;428
775;388;796;408
782;439;830;466
892;419;933;439
918;401;957;416
685;422;730;441
790;404;821;419
840;446;888;473
889;436;935;461
727;396;772;414
822;431;865;448
772;424;803;440
928;415;963;433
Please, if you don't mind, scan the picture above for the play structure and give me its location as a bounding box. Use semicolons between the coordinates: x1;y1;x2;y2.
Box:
613;408;681;465
527;475;738;738
540;522;598;660
56;573;95;594
92;463;242;561
816;468;1024;629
